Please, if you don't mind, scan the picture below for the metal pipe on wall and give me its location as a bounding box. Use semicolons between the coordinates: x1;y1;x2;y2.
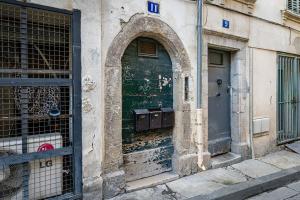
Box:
197;0;203;108
196;0;206;170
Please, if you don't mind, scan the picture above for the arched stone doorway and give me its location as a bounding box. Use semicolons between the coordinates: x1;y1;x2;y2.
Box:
103;15;197;198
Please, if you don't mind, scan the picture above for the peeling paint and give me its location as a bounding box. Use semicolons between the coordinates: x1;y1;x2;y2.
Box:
82;98;93;113
83;75;96;92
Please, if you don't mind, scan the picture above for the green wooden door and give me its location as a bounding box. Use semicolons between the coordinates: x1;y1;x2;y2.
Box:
122;37;174;181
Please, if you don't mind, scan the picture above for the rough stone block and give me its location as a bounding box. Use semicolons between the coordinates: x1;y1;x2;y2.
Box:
83;176;103;200
173;153;198;177
103;170;126;199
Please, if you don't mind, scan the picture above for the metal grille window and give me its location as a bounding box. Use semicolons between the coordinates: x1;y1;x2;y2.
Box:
287;0;300;15
0;1;81;199
278;55;300;144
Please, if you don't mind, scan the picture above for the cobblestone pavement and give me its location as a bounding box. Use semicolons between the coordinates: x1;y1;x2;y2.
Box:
247;180;300;200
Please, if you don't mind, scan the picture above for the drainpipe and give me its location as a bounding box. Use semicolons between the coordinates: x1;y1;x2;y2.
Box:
196;0;205;170
197;0;203;109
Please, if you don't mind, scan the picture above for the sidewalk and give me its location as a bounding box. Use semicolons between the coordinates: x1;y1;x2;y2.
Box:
109;150;300;200
247;180;300;200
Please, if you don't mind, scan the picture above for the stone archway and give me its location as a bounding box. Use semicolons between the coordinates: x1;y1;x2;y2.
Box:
103;14;197;198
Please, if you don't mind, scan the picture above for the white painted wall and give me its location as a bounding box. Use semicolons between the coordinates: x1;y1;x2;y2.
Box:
252;49;277;156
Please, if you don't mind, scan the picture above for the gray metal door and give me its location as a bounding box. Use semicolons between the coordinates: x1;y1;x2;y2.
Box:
278;55;300;144
208;49;231;156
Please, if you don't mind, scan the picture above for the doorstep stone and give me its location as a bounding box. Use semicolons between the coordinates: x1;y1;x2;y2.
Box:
211;152;242;169
125;172;179;192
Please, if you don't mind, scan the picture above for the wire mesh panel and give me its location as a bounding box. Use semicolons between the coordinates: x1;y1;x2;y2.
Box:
278;55;300;144
0;1;81;199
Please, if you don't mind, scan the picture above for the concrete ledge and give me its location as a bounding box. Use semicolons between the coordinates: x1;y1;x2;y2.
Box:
188;166;300;200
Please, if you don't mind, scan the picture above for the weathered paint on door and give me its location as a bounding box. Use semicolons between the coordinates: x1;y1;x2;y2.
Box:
208;49;231;156
122;37;173;181
278;55;300;144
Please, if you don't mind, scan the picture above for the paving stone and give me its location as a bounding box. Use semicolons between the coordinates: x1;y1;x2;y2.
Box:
287;181;300;192
231;159;281;178
247;187;298;200
258;150;300;169
286;194;300;200
108;184;184;200
165;168;247;198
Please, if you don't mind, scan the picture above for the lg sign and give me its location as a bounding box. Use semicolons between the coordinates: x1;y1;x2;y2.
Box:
38;143;55;168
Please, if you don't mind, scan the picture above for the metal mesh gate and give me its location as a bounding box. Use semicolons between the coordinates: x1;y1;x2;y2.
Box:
278;55;300;144
0;1;82;199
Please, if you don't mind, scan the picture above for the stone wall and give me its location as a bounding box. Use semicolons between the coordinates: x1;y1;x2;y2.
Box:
23;0;300;199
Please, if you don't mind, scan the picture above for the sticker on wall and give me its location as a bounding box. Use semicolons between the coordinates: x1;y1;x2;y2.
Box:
222;19;230;29
148;1;160;14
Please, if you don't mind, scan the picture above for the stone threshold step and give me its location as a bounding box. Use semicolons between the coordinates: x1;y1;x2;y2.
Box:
211;152;242;169
125;172;179;193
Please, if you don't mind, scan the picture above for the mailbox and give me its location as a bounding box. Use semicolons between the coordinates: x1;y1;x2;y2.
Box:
161;107;175;128
134;109;149;132
149;109;162;130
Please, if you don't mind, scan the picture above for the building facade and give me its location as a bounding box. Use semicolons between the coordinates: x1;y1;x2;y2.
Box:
0;0;300;199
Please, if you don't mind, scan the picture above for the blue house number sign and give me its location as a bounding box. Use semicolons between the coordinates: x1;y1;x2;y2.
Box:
148;1;160;14
222;19;230;29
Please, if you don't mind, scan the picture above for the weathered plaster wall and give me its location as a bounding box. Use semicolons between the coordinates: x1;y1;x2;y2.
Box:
28;0;103;199
101;0;200;198
252;49;277;157
204;0;300;157
101;0;197;103
253;0;286;23
22;0;300;198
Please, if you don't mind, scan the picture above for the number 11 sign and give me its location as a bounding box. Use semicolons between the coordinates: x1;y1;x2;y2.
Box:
148;1;160;14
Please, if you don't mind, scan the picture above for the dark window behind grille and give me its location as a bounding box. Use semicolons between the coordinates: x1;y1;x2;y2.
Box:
288;0;300;15
0;1;81;199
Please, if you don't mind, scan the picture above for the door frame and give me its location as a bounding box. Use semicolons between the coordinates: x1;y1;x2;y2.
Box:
202;31;251;164
121;37;174;181
102;15;196;198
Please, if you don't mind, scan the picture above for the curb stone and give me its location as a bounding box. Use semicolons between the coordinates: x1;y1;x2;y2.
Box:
188;166;300;200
